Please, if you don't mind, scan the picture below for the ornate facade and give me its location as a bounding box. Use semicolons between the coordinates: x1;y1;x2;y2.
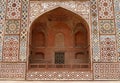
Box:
0;0;120;80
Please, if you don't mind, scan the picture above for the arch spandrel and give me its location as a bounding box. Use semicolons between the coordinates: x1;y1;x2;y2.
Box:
29;0;90;27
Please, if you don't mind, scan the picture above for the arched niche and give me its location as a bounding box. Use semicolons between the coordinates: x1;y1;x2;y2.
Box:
74;23;88;47
29;7;91;70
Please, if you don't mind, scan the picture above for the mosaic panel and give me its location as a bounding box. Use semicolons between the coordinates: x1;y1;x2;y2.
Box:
100;36;117;62
90;0;100;62
5;20;20;34
99;20;115;34
6;0;21;19
19;0;29;62
3;36;19;62
30;0;90;24
114;0;120;61
98;0;114;19
27;71;92;80
0;0;6;61
94;63;120;80
0;63;26;80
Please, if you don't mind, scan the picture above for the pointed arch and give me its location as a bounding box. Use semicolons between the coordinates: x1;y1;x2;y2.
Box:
28;6;91;70
29;7;89;33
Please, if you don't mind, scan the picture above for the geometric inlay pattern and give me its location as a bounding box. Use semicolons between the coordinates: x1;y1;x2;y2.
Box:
100;36;117;62
30;1;90;24
6;0;21;19
27;71;93;80
90;0;100;62
0;0;6;61
94;63;120;80
114;0;120;61
0;0;119;81
98;0;114;19
5;20;20;34
3;36;19;62
19;0;29;62
99;20;115;34
0;63;26;80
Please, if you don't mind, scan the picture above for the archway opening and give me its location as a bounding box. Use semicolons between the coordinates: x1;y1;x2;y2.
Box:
29;7;90;70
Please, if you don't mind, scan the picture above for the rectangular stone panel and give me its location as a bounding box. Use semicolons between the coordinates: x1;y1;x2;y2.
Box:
27;71;93;80
5;20;20;34
94;63;120;80
99;20;115;34
3;36;19;62
6;0;21;19
100;35;117;62
0;63;26;80
98;0;114;19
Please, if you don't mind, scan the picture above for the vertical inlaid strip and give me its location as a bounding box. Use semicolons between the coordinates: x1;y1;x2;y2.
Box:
114;0;120;61
0;0;6;61
90;0;100;62
20;0;29;62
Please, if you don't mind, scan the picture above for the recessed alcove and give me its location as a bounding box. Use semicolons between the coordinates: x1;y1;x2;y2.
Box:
29;7;90;71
